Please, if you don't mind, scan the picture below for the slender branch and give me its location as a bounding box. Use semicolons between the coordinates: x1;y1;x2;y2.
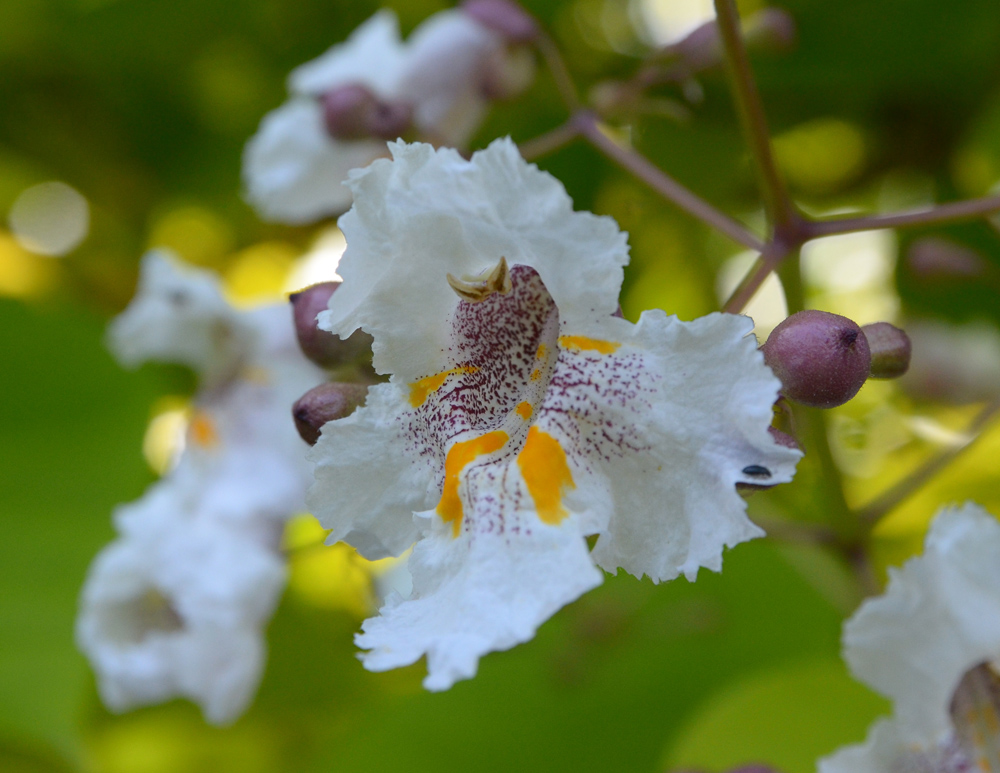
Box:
575;111;765;251
856;397;1000;527
517;120;580;162
535;33;581;111
713;0;794;228
720;239;789;312
806;194;1000;237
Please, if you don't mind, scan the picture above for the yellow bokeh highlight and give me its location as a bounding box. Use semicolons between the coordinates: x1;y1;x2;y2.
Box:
0;230;58;298
148;206;234;268
142;397;190;475
90;713;277;773
223;241;299;307
284;515;379;618
773;118;867;194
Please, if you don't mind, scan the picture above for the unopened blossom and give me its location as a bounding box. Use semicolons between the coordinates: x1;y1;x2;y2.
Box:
77;492;286;725
243;7;535;224
308;139;800;690
819;503;1000;773
79;250;327;722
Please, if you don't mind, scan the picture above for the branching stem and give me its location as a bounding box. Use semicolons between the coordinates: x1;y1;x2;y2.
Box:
575;111;765;250
713;0;794;229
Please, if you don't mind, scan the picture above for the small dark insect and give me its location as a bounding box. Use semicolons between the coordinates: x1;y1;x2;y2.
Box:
741;465;772;479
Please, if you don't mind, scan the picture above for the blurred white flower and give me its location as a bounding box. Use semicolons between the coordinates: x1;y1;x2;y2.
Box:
79;250;327;722
308;139;799;690
77;493;286;725
820;503;1000;773
242;7;535;225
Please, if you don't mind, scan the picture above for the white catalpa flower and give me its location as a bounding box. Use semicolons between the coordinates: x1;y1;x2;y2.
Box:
243;11;408;223
242;7;535;224
307;139;800;690
819;503;1000;773
76;493;286;725
108;249;326;527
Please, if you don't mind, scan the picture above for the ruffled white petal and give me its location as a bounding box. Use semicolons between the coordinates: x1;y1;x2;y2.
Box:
322;139;629;381
287;10;406;96
356;494;602;691
587;311;799;582
308;382;434;559
843;503;1000;745
76;510;286;725
242;98;387;224
818;718;913;773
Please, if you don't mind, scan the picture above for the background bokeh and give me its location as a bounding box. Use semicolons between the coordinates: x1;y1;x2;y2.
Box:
2;0;1000;770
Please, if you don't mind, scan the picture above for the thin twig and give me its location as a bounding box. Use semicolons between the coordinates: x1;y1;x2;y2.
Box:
535;33;581;111
806;194;1000;237
575;111;765;251
856;397;1000;527
517;120;580;162
720;239;789;312
713;0;794;228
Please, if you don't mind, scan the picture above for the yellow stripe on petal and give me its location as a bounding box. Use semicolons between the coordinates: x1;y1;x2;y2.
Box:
517;427;575;525
535;343;547;360
437;431;509;536
558;335;620;354
516;401;533;420
188;411;219;448
408;366;479;407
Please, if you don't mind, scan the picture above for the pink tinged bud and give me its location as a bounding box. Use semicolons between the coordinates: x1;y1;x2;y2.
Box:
321;84;413;141
862;322;912;379
292;382;368;445
290;282;374;368
761;310;872;409
462;0;539;44
906;237;987;280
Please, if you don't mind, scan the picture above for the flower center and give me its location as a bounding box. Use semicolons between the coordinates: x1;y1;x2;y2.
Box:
103;586;185;645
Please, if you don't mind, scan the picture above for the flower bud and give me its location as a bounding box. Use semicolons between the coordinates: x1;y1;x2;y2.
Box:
906;237;987;281
290;282;374;368
462;0;538;44
862;322;911;379
762;310;871;408
321;84;413;141
293;382;368;445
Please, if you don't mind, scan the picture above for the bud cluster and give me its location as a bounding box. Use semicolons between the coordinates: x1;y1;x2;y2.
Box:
761;310;911;410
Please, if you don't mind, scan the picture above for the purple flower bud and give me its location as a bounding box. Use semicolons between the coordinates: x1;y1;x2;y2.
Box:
762;310;872;409
292;382;369;445
462;0;539;44
906;237;987;281
321;84;413;141
290;282;374;368
862;322;912;379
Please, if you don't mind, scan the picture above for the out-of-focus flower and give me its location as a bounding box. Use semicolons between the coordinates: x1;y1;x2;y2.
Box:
819;503;1000;773
109;250;326;526
77;492;286;725
79;250;327;723
242;7;536;225
308;139;800;690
